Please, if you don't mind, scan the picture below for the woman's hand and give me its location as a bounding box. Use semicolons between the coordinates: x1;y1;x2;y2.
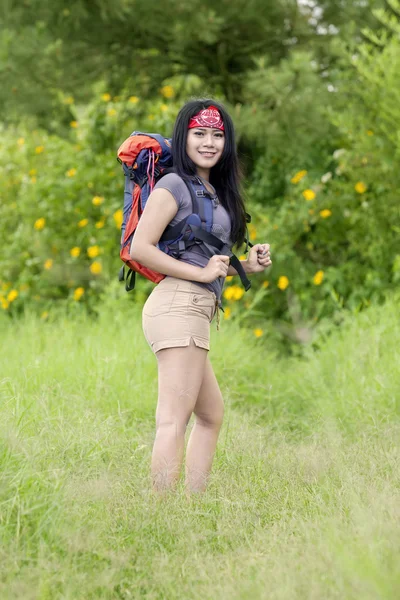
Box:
200;255;230;283
246;243;272;273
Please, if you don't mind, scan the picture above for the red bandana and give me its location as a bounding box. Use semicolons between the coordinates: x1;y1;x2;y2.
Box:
188;106;225;131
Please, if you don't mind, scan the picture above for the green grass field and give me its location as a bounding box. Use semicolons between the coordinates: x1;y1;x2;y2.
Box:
1;296;399;599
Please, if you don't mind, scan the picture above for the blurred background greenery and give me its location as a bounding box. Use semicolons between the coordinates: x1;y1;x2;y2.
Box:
1;0;399;350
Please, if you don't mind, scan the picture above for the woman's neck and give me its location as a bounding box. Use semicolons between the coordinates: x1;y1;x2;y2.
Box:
196;167;210;181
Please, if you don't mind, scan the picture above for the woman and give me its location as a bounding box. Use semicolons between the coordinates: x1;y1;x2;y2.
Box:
130;99;272;494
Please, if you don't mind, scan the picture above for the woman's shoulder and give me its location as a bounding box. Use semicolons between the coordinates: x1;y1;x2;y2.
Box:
154;172;191;210
155;172;188;191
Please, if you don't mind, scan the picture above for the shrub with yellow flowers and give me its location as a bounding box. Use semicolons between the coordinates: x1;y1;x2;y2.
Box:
244;121;398;332
0;114;132;315
0;60;399;336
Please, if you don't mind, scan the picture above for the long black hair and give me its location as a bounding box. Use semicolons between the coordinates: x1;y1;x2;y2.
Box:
171;98;247;248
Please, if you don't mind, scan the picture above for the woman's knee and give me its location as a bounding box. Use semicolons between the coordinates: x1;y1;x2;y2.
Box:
155;414;191;437
195;401;224;430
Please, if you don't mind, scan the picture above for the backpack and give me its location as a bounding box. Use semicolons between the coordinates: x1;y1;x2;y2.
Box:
117;131;252;292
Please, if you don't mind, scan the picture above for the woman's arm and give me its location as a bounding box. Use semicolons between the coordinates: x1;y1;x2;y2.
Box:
130;187;207;283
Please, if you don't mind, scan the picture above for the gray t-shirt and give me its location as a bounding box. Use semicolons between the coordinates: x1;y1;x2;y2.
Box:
154;173;233;302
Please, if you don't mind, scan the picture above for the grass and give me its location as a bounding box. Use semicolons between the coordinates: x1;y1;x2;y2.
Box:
0;295;399;599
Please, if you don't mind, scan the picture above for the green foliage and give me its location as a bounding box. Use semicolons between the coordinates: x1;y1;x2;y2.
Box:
0;0;313;127
1;0;399;346
222;36;400;340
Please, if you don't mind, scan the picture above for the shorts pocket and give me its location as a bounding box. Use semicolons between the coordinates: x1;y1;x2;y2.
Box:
190;293;215;322
143;287;178;317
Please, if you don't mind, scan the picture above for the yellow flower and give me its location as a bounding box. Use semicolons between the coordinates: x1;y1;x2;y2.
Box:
70;246;81;257
17;137;25;146
7;289;18;302
319;209;332;219
63;96;74;105
273;224;279;230
78;218;88;228
223;287;235;301
41;311;49;320
29;169;37;176
253;328;263;338
226;275;233;282
92;195;104;206
148;114;155;121
30;176;37;184
70;120;78;128
87;245;100;258
90;261;102;275
248;223;257;241
35;145;45;154
262;280;269;288
233;286;244;300
87;182;94;189
66;168;77;177
277;276;289;291
223;307;232;320
1;298;10;309
73;287;85;301
225;285;244;301
302;189;316;201
367;130;374;136
313;270;324;285
107;108;117;117
34;217;46;231
129;96;139;104
44;259;53;270
160;104;168;112
113;209;123;229
239;255;246;261
355;181;367;194
101;93;111;102
95;220;105;229
161;85;174;99
290;170;307;184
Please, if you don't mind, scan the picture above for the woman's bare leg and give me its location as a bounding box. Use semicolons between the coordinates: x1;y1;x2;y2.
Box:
151;340;208;493
185;356;224;493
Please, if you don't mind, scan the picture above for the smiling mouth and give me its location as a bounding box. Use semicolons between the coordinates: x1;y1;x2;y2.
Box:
199;151;216;157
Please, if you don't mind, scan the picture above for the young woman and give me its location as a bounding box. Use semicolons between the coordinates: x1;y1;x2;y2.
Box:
130;99;272;494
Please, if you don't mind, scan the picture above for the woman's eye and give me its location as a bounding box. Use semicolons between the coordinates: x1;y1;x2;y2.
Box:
194;131;204;136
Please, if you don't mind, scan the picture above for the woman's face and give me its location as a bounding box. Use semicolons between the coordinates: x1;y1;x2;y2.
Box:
186;127;225;174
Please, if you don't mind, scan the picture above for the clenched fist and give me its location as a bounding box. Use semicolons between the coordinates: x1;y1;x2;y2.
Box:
200;255;230;283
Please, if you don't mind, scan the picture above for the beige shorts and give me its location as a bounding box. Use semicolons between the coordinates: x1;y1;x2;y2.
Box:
142;276;219;354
